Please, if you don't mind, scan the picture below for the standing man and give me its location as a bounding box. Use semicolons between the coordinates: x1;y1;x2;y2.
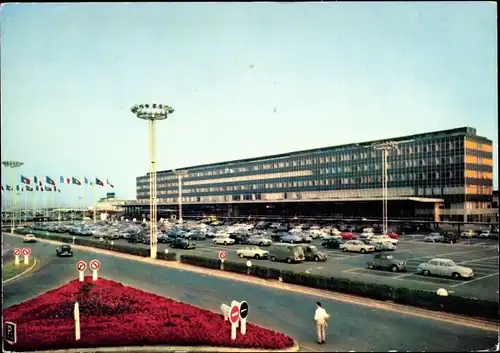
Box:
314;301;329;344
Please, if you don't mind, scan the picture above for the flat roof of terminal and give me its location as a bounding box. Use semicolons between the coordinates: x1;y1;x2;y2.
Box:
125;196;444;206
144;126;491;175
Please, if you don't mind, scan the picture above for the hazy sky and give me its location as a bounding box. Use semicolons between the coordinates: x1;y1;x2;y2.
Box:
1;2;497;207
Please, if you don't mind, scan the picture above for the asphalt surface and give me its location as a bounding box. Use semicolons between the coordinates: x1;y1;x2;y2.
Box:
19;230;500;301
2;233;498;352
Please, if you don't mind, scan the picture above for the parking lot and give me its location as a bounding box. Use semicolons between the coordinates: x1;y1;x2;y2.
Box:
24;226;499;302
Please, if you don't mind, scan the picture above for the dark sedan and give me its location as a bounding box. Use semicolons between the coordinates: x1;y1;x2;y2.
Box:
322;238;345;249
56;245;73;257
170;238;196;249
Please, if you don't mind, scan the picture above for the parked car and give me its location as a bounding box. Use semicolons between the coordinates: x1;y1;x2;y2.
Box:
322;238;345;249
424;233;444;243
269;244;305;263
56;244;73;257
236;246;269;259
23;234;37;243
371;235;398;245
359;232;373;239
387;232;400;239
340;240;375;253
461;230;477;238
417;258;474;279
229;233;249;244
279;234;303;244
299;234;313;243
367;253;406;272
157;234;175;243
340;232;357;240
213;236;236;245
189;231;207;240
300;244;327;262
170;238;196;249
246;236;272;246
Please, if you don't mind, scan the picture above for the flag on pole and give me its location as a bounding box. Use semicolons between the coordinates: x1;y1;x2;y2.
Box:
21;175;31;184
60;176;72;184
45;186;52;192
16;185;24;191
26;186;34;191
95;178;104;186
106;179;114;188
84;177;89;185
6;185;13;191
46;176;56;185
34;176;39;184
58;189;62;193
72;177;82;185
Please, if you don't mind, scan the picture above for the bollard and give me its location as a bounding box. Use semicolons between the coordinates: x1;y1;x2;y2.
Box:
73;236;76;244
220;259;225;271
246;260;252;275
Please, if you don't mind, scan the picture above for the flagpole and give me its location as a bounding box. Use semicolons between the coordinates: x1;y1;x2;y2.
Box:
32;188;36;222
43;190;47;219
24;188;27;222
82;182;86;222
93;181;97;223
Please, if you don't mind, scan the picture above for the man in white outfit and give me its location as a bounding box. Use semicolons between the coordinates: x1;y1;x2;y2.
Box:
314;301;329;344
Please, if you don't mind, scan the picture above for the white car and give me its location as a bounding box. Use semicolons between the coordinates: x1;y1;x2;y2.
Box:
417;258;474;280
237;246;269;259
213;236;235;245
331;228;342;235
340;240;375;253
23;234;37;243
371;235;398;245
359;232;374;239
461;230;477;238
246;236;272;246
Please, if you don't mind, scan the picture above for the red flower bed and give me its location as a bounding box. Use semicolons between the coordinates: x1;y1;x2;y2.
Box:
3;277;294;352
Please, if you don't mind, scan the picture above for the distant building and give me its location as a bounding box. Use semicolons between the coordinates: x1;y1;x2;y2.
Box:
127;126;495;222
94;193;128;213
492;190;499;224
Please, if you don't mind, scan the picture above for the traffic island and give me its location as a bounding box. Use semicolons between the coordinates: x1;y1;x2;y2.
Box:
2;277;298;352
2;258;38;284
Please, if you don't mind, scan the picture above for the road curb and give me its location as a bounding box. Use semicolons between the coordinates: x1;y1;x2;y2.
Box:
17;342;300;353
2;258;38;284
5;233;498;332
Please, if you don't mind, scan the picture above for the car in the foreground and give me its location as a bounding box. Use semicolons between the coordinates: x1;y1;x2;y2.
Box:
367;253;406;272
56;244;73;257
170;238;196;249
300;244;327;262
236;246;269;259
340;240;375;254
23;234;37;243
416;258;474;280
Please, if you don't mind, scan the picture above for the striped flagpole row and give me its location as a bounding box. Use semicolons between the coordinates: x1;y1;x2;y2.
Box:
1;175;115;192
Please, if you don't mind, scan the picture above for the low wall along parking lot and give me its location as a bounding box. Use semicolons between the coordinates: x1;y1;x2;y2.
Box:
15;225;499;321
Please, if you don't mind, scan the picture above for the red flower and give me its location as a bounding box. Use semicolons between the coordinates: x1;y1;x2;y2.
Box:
3;277;294;351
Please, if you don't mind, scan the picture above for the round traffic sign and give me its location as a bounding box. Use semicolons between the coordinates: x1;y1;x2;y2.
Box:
13;248;21;256
90;259;101;271
229;305;240;324
22;248;31;256
239;301;249;320
246;260;252;268
76;260;87;272
218;251;228;261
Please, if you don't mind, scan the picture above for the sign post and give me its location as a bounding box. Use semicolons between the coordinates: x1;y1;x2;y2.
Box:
4;321;17;345
246;260;252;275
22;248;31;265
13;248;21;266
239;301;249;335
218;251;227;271
73;236;76;244
74;302;81;341
229;303;240;341
90;259;101;281
76;260;87;282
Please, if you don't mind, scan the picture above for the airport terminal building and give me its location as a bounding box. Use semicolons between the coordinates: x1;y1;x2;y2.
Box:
126;127;495;222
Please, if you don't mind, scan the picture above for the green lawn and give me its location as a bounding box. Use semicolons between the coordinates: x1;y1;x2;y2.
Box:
2;261;33;282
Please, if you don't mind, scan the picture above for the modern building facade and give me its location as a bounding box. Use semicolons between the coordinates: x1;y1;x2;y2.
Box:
130;127;494;222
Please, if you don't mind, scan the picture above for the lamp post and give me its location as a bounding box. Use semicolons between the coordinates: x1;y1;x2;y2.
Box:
173;169;188;223
2;160;24;233
372;142;398;235
131;103;174;259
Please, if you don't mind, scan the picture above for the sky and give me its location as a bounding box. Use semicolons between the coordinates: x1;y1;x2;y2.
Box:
1;2;498;207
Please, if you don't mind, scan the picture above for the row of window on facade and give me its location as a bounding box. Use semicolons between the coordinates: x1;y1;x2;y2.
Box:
140;139;474;182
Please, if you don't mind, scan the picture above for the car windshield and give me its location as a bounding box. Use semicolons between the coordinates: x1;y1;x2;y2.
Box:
309;246;318;251
386;255;394;259
446;260;456;266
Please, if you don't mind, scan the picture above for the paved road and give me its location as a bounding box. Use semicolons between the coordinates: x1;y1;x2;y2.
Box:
2;234;498;352
19;230;500;301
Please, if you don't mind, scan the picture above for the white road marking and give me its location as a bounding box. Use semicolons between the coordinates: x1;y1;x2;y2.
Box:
300;344;323;352
343;267;367;273
450;272;500;288
306;268;313;274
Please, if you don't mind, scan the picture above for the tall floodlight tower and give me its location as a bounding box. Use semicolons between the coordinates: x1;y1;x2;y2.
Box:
372;142;398;235
2;160;24;233
131;103;174;259
173;169;188;223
